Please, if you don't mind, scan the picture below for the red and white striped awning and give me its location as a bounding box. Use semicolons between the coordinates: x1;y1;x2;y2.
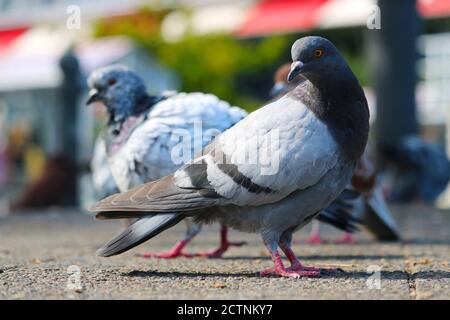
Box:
0;27;134;91
0;27;28;51
237;0;450;37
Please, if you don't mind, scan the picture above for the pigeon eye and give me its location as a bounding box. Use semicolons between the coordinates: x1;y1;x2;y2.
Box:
313;49;324;58
108;78;117;86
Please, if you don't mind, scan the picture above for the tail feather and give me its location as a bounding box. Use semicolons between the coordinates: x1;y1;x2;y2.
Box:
364;186;400;241
317;188;364;233
97;213;184;257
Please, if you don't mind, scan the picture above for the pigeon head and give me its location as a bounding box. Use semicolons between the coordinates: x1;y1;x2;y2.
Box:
288;36;353;86
87;65;149;123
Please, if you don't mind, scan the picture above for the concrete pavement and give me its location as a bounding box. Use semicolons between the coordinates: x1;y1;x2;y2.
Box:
0;204;449;299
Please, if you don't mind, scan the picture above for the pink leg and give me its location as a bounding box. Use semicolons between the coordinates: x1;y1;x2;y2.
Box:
194;226;246;258
138;239;194;259
334;232;356;244
261;240;338;277
260;248;320;278
306;221;325;244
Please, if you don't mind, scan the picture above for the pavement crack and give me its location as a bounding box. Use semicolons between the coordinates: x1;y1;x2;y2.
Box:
403;257;417;300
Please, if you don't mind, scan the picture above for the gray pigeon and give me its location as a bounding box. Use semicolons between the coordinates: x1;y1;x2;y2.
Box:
87;65;247;258
270;63;398;243
91;36;370;278
91;136;120;200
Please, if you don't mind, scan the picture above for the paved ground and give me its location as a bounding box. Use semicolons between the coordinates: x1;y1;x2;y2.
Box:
0;204;449;300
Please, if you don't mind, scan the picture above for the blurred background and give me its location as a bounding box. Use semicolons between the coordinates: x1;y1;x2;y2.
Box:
1;0;450;215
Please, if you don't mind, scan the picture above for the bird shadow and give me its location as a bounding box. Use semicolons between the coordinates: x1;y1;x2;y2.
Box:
123;269;450;280
218;254;404;261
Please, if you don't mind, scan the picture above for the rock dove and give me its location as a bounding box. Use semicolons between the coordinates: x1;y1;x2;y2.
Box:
91;136;120;200
382;135;450;204
91;36;370;278
86;65;247;258
270;64;363;240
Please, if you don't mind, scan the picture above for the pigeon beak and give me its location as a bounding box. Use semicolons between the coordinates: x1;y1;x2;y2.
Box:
287;61;304;83
270;82;286;98
86;89;101;106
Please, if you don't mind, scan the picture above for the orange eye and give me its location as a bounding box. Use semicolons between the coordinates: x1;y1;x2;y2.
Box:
313;49;324;58
108;78;117;86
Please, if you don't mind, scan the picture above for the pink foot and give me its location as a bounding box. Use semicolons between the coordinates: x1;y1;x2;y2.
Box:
260;263;336;277
194;240;246;258
194;227;246;258
137;240;193;259
138;250;193;259
334;233;356;244
306;234;325;245
260;259;321;278
260;267;320;278
260;240;341;278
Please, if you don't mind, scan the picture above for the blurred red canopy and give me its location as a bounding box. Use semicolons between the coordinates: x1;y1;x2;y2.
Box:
237;0;327;37
0;27;28;52
237;0;450;38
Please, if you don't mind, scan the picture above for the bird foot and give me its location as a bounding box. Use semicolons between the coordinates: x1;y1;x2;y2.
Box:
137;250;194;259
261;263;339;277
333;233;355;244
260;266;321;278
137;240;193;259
306;234;325;245
194;241;247;258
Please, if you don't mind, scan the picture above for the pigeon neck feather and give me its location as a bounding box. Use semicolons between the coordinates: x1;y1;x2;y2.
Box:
290;78;369;162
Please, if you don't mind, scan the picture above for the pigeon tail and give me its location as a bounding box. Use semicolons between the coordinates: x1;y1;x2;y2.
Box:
97;213;184;257
316;188;363;233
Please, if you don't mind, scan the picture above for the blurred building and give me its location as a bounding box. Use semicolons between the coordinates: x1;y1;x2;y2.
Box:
0;1;179;207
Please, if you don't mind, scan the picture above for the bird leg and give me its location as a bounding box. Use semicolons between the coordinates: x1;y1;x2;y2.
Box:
194;226;246;258
305;220;325;244
138;222;202;259
334;232;356;244
138;239;194;258
260;240;321;278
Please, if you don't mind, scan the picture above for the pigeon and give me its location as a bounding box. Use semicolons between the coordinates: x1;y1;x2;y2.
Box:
91;36;370;278
271;62;399;244
86;65;247;258
382;135;450;203
91;136;120;200
271;63;362;239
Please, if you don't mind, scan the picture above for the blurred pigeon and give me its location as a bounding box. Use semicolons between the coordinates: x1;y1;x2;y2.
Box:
87;65;247;258
91;136;119;200
383;135;450;203
307;149;400;243
270;63;294;97
91;36;370;278
271;63;398;243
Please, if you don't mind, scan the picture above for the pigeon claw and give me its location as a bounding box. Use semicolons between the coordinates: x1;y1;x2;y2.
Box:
137;239;192;259
137;250;194;259
260;267;321;278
